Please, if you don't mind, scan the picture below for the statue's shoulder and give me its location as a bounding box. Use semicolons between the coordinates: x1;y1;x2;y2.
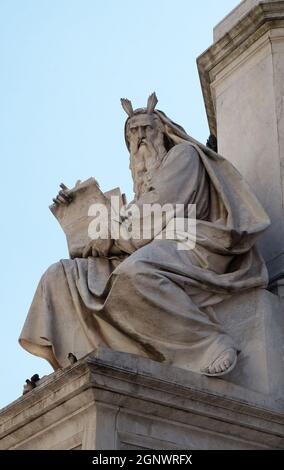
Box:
165;142;199;164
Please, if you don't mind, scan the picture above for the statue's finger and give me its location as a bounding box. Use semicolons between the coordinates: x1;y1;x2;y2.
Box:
59;190;72;202
57;194;67;204
92;247;99;257
82;242;92;258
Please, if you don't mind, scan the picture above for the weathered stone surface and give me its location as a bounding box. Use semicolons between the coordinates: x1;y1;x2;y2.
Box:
197;0;284;282
213;0;282;42
0;349;283;450
215;288;284;398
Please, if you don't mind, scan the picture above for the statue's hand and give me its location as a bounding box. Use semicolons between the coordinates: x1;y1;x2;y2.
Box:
52;183;73;205
82;238;114;258
52;181;82;205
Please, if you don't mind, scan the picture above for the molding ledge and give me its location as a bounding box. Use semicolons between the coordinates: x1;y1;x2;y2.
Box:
197;1;284;135
0;348;283;449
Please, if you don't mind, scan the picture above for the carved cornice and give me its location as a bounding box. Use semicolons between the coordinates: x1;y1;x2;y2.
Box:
197;1;284;135
0;348;283;449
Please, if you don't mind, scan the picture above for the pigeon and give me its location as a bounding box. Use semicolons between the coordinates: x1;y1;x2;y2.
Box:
206;134;218;153
22;379;35;395
67;353;78;365
30;374;40;384
22;373;41;395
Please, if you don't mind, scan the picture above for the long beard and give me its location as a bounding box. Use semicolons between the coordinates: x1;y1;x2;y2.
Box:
130;137;167;198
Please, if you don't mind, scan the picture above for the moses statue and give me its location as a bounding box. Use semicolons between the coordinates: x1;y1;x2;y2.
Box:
19;93;270;377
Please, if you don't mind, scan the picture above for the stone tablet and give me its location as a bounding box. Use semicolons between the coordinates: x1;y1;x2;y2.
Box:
50;178;123;258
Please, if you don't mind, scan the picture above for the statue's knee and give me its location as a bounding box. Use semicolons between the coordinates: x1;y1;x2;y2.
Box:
42;260;68;283
45;261;61;274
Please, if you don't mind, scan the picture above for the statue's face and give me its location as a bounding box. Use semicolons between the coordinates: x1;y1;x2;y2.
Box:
127;114;163;155
127;114;167;197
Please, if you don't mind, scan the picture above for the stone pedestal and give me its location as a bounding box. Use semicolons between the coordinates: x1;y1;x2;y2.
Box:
197;0;284;282
0;348;283;450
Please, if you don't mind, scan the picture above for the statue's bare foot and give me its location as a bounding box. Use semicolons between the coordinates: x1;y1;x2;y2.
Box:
200;348;237;377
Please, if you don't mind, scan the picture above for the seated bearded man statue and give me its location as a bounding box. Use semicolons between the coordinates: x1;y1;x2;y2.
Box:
19;93;270;377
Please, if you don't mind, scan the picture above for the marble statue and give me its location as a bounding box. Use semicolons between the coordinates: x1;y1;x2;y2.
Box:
19;93;270;377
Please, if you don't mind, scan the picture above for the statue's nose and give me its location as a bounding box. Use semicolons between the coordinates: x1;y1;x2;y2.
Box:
138;127;145;139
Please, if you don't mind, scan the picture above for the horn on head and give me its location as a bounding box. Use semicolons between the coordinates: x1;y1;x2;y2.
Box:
147;92;158;114
120;98;134;117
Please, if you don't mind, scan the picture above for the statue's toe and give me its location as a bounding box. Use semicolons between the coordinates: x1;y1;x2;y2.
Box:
201;348;237;377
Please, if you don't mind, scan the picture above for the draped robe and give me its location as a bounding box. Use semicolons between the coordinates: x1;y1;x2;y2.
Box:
19;140;270;372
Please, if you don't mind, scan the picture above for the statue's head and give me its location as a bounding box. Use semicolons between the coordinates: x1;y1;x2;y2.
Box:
121;93;171;197
122;93;164;153
120;92;206;197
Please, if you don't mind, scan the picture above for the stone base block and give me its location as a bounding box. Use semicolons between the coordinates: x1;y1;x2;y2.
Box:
0;348;283;450
215;288;284;398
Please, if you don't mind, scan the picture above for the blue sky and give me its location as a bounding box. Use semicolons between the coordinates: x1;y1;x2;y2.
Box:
0;0;240;409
